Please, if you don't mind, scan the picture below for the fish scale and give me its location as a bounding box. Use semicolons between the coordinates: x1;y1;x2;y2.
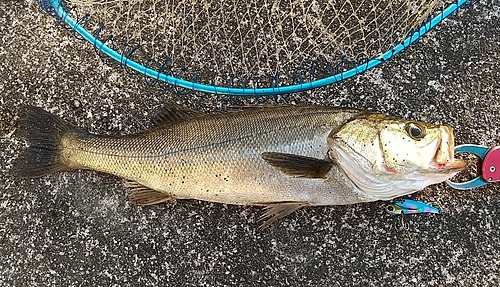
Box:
64;106;363;205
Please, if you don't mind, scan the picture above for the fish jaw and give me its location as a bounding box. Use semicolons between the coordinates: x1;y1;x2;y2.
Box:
429;125;467;173
416;125;467;189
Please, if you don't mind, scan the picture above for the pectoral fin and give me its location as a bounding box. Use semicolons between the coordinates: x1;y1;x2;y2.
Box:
262;152;333;178
254;201;310;229
125;181;175;206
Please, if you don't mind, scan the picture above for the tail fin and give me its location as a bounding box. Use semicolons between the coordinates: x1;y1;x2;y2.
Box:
14;106;86;178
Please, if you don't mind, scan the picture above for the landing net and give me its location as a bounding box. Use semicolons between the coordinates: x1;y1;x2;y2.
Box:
37;0;469;96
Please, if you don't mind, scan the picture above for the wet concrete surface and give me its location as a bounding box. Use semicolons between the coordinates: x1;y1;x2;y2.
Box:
1;0;499;286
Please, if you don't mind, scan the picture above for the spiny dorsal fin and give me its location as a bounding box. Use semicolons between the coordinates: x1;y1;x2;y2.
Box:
126;181;175;206
255;202;310;229
262;152;333;178
224;104;280;112
152;102;200;127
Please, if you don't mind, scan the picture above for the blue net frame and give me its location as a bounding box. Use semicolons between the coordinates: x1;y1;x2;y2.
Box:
36;0;470;96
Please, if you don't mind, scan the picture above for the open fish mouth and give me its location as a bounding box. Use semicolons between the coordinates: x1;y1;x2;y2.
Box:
430;157;467;173
429;126;467;172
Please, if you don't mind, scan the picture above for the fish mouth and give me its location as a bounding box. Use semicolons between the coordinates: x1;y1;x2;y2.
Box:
429;126;467;172
431;158;467;172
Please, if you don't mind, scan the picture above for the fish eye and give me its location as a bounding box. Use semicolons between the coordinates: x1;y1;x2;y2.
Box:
405;123;425;140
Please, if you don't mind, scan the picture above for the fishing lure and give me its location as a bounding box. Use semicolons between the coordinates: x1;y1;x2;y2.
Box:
386;199;440;215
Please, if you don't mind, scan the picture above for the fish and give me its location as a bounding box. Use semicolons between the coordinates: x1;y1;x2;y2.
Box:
386;199;440;214
13;104;466;228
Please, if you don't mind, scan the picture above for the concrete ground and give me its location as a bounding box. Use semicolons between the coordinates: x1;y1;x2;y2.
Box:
1;0;499;286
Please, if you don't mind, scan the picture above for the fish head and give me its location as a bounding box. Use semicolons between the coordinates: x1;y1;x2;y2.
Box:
328;113;467;200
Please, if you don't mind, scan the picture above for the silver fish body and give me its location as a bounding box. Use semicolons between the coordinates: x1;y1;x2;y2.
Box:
61;106;366;206
14;105;465;227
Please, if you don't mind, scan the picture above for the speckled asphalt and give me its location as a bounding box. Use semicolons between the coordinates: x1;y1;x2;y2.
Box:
1;0;499;286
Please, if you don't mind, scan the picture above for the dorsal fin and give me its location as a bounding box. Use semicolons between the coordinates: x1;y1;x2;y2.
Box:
224;104;291;112
152;102;200;127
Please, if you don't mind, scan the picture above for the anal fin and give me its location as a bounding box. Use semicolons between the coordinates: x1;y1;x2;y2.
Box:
252;201;310;229
125;181;175;206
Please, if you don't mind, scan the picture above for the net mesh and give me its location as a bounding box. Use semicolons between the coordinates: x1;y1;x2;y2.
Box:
66;0;450;88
